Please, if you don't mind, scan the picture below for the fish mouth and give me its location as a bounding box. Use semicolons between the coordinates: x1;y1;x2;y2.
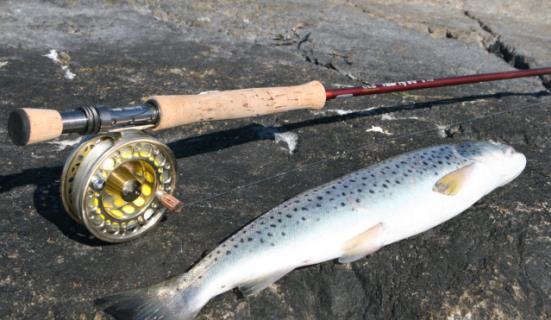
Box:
499;151;527;186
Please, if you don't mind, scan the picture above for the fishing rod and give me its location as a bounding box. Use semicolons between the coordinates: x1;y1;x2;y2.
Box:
6;67;551;243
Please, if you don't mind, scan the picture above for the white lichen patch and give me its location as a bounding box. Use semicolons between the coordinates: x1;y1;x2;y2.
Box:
314;107;377;116
44;49;76;80
255;126;299;154
436;124;449;138
274;132;298;154
366;125;392;135
0;61;8;69
48;137;82;151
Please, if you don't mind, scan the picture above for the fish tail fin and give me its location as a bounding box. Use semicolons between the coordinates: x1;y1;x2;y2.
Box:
96;276;208;320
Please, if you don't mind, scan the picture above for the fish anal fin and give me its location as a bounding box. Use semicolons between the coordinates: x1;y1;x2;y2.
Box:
339;223;384;264
433;163;475;196
238;268;293;297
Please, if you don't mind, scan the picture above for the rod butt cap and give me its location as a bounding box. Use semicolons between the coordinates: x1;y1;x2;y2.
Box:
7;108;63;145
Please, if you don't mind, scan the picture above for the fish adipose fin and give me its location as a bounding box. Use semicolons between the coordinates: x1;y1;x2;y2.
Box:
96;278;205;320
339;223;384;264
433;163;475;196
238;268;294;296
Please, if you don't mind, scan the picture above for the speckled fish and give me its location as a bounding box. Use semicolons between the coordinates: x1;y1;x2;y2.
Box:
97;141;526;319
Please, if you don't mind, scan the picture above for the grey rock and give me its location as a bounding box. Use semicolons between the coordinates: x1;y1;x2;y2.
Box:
0;1;549;319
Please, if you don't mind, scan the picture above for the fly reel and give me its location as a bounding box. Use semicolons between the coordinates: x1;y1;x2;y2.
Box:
61;130;180;243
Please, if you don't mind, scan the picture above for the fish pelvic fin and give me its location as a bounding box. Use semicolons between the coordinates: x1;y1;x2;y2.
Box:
96;277;207;320
339;223;384;264
433;163;476;196
238;268;294;296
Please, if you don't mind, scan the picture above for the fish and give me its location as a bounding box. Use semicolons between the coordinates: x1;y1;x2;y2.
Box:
97;141;526;319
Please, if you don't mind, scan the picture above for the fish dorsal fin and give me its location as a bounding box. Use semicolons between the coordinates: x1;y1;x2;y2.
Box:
433;163;475;196
339;223;384;264
238;268;294;297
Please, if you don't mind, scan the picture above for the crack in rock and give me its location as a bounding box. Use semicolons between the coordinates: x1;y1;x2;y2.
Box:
463;11;549;89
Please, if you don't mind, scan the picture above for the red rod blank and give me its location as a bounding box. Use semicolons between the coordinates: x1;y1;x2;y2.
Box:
325;67;551;100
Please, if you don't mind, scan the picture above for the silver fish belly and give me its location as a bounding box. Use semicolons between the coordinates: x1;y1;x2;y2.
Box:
98;141;526;320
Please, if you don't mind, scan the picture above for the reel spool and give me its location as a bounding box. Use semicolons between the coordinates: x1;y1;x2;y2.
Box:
61;130;179;243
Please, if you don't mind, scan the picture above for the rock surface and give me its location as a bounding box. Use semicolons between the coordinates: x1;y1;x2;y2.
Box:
0;1;549;319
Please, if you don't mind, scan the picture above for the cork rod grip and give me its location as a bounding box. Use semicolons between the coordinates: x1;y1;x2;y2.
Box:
148;81;326;130
8;108;63;146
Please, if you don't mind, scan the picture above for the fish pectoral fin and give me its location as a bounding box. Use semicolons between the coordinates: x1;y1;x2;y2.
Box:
339;223;384;264
238;268;294;297
433;163;475;196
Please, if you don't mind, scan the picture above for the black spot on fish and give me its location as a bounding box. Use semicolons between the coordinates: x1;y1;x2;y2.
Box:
270;224;276;228
383;184;388;188
302;207;308;211
341;192;346;196
316;203;321;207
260;239;264;243
240;239;244;243
369;189;375;193
281;232;286;236
395;180;400;184
317;196;323;200
344;185;349;188
271;243;275;246
341;202;346;207
356;199;360;203
286;214;292;218
226;251;231;255
233;245;238;248
248;238;253;242
357;189;362;192
301;217;306;221
278;219;282;223
268;233;273;237
293;208;298;212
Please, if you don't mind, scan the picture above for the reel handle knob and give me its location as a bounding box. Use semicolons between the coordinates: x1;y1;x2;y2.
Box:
148;81;326;130
8;108;63;146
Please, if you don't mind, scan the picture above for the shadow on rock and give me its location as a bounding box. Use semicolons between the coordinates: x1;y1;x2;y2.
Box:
168;91;549;159
0;166;105;246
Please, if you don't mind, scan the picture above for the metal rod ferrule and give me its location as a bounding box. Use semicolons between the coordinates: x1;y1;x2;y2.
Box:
60;103;159;134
